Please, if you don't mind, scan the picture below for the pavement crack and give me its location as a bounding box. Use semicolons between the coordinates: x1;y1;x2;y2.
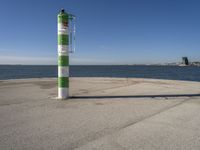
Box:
118;98;190;130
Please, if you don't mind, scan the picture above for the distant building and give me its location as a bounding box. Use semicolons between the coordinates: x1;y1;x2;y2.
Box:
182;57;189;65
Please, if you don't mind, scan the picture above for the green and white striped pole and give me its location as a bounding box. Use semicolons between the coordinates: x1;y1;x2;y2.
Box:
58;9;69;99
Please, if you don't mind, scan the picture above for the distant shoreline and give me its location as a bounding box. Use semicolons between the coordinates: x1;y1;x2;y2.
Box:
0;63;199;67
0;64;199;66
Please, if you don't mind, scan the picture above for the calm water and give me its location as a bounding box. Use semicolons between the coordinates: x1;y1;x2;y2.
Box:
0;65;200;82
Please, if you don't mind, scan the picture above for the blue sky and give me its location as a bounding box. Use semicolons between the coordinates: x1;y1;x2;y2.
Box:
0;0;200;65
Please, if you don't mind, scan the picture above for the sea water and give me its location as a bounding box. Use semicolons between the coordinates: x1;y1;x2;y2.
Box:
0;65;200;82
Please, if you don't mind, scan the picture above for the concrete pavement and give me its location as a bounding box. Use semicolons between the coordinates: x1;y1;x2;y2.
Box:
0;78;200;150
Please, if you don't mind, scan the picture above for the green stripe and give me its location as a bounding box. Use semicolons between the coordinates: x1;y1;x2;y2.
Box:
58;77;69;87
58;34;69;45
58;13;68;23
58;56;69;66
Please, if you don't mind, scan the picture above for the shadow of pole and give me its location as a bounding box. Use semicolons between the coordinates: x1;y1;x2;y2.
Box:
71;94;200;99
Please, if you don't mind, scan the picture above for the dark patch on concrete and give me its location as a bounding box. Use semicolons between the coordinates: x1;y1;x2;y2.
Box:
49;92;57;96
0;82;29;87
79;89;89;93
95;102;104;105
35;81;57;89
0;101;24;106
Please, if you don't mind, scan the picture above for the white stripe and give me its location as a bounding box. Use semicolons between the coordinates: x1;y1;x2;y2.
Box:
58;45;68;56
58;29;68;35
58;23;68;30
58;66;69;77
58;23;68;34
58;87;69;99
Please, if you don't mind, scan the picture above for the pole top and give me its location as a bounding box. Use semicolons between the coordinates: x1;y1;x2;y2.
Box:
61;8;65;13
59;8;76;19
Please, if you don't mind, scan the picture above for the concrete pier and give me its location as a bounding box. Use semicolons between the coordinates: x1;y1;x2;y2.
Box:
0;77;200;150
